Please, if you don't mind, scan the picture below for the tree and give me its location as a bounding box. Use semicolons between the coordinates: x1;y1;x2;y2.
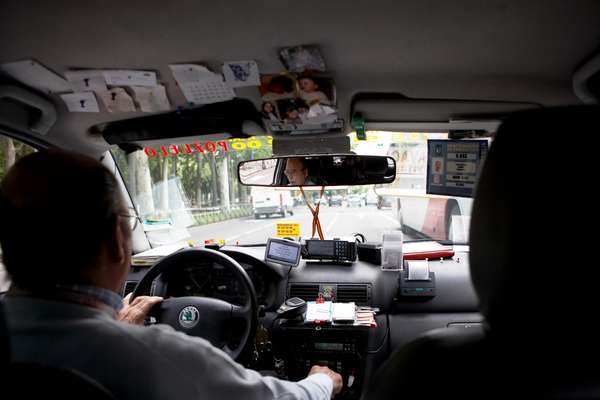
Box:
131;151;155;217
195;153;203;208
219;151;230;210
208;152;219;206
1;137;36;182
160;156;169;212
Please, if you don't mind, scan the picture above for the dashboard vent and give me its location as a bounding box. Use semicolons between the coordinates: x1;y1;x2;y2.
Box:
336;284;371;305
288;284;319;301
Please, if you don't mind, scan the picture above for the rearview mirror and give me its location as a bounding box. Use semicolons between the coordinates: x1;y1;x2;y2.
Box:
238;155;396;187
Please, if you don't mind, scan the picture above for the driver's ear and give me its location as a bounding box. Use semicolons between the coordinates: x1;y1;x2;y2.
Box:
107;216;127;265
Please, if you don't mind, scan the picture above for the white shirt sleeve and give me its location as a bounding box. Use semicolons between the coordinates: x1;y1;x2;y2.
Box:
136;324;334;400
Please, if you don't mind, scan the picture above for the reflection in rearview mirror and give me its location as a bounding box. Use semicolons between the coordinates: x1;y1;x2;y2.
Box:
238;155;396;187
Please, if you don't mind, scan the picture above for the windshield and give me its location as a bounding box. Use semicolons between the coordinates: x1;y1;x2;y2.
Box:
112;132;471;248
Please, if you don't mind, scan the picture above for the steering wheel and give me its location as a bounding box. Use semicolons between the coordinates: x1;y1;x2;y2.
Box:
130;248;258;361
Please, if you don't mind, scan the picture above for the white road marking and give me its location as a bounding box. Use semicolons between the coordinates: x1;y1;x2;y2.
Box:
381;213;400;225
326;213;340;233
226;223;273;241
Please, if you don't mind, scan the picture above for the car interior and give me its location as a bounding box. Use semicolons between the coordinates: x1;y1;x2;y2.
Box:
1;1;600;399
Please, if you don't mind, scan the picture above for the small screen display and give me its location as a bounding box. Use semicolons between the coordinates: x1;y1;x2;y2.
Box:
266;239;301;266
314;342;344;351
307;240;335;256
427;139;488;198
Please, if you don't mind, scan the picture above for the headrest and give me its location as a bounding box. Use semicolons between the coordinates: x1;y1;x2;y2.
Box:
469;106;600;342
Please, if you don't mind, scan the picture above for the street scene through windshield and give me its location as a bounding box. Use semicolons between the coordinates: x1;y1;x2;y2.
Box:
113;132;471;247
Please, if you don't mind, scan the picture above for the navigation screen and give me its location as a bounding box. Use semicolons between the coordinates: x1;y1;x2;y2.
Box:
265;239;301;267
427;139;488;197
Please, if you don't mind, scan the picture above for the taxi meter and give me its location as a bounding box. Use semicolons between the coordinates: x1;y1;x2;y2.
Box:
427;139;488;197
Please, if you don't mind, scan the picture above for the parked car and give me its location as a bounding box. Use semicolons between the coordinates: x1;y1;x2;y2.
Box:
329;195;343;206
346;194;363;207
365;189;379;206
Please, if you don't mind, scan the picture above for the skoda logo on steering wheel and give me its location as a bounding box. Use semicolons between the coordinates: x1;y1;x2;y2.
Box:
179;306;200;328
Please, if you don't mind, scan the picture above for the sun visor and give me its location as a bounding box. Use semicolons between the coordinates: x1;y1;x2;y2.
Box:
350;93;541;131
96;98;265;145
0;81;56;135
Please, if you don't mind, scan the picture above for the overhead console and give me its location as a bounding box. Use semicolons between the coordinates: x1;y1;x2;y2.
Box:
350;92;541;133
0;82;57;136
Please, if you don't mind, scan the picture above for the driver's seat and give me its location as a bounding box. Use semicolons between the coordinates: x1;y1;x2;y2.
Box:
0;301;115;399
364;106;600;399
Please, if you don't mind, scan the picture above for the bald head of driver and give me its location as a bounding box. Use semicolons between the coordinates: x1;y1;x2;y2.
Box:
0;149;132;293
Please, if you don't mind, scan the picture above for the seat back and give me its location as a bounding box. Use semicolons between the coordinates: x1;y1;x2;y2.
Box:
0;300;115;399
0;301;9;365
6;363;116;400
364;106;600;399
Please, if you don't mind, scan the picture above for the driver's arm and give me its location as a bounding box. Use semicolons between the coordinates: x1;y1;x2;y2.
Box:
132;323;342;399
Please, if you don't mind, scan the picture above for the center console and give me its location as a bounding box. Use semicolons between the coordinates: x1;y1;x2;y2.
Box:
272;321;370;399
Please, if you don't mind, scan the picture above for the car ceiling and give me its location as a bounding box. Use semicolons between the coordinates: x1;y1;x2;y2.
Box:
1;0;600;155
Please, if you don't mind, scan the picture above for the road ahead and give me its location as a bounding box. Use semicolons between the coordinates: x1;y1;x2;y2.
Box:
188;205;413;245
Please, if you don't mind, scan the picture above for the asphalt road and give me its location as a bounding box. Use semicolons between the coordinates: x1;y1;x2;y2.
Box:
188;205;414;245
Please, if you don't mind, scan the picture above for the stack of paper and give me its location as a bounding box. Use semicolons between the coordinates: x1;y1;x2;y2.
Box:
304;302;378;327
402;241;454;260
305;301;333;323
332;302;356;323
131;243;186;266
355;306;378;327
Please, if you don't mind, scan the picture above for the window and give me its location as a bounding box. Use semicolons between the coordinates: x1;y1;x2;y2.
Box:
111;132;473;248
112;136;273;247
0;135;37;292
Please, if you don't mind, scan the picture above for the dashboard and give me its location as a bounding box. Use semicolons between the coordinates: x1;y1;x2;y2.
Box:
161;254;278;307
124;245;481;322
122;245;482;399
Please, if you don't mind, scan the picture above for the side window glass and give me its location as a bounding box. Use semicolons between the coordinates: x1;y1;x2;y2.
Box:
0;136;37;292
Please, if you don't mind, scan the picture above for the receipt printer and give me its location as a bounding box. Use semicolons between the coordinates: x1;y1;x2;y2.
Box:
398;260;436;297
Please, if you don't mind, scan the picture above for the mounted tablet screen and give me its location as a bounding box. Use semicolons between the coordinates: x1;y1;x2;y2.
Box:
265;238;302;267
426;139;489;197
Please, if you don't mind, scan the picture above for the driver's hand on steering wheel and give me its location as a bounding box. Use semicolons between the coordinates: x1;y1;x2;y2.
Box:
118;293;163;325
309;365;343;398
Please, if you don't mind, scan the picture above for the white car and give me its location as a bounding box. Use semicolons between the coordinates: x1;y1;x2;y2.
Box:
251;187;294;218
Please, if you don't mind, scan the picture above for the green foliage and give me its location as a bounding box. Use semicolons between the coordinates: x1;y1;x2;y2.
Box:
0;138;37;182
193;205;253;226
112;136;273;210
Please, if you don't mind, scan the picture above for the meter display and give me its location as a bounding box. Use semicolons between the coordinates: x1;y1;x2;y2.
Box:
427;139;488;197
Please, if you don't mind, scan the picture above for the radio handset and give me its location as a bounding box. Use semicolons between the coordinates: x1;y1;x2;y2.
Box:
275;297;307;320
